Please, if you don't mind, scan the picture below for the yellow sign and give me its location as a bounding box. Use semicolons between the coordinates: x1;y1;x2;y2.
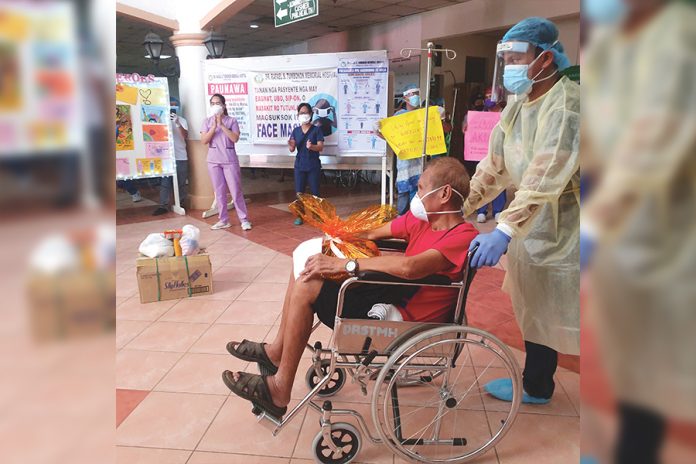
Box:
379;107;446;160
116;84;138;105
136;158;162;176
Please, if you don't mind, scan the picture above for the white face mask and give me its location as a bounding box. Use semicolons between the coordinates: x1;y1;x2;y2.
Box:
298;113;311;124
410;185;465;222
211;104;224;116
314;107;332;118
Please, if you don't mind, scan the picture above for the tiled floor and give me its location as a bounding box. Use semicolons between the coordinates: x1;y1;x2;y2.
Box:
116;181;580;463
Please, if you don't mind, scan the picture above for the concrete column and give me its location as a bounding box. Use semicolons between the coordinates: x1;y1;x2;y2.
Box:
170;32;213;210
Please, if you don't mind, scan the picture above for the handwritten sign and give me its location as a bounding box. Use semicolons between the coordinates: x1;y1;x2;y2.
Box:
464;111;500;162
379;107;446;160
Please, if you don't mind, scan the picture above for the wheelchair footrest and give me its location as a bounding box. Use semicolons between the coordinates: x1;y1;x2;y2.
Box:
398;438;468;446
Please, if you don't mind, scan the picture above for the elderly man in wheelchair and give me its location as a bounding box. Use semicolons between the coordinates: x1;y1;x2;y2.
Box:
223;157;523;463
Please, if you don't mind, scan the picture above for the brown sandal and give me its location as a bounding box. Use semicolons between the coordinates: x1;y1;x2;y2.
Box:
226;339;278;376
222;370;287;419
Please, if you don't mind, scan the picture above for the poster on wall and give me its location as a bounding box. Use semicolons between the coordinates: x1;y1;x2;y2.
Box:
203;50;388;158
251;68;337;144
337;56;388;153
464;111;500;162
115;73;175;179
206;71;252;142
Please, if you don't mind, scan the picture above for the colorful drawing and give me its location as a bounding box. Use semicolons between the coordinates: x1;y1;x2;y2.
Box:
144;141;170;158
140;105;167;124
116;104;134;151
138;87;166;106
116;157;130;176
0;43;21;110
136;158;162;176
142;124;168;142
116;84;138;105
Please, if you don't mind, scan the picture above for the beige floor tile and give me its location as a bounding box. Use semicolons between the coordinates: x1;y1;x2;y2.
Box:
126;321;210;352
117;392;226;450
155;353;247;395
255;265;294;284
195;280;249;301
490;412;579;464
116;261;136;276
475;367;578;417
188;452;290;464
117;320;152;349
117;297;177;322
214;265;266;283
216;300;283;326
205;241;250;256
159;299;231;324
190;323;273;355
237;282;289;302
117;274;140;298
210;253;237;270
116;446;191;464
556;370;579;415
228;248;278;268
116;349;183;390
197;395;305;456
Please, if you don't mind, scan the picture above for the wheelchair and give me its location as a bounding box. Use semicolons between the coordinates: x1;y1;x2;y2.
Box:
252;240;523;463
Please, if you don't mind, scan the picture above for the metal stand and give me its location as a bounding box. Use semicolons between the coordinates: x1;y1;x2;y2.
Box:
400;43;457;170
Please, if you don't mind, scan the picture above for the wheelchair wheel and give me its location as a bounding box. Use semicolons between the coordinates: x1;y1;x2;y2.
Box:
371;326;522;463
311;422;361;464
306;359;346;397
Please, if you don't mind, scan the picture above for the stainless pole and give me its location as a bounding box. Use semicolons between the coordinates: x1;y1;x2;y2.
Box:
421;42;434;171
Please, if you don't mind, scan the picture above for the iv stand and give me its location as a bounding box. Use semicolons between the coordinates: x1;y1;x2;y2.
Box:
400;42;456;170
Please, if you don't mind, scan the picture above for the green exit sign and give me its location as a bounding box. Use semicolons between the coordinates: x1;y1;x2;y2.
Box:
274;0;319;28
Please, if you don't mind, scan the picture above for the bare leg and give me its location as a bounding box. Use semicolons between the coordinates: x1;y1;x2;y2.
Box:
264;271;296;365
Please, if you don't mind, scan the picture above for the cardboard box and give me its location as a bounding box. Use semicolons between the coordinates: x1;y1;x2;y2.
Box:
28;270;116;342
136;254;213;303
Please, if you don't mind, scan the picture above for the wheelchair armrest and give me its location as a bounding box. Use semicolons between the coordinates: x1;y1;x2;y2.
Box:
356;270;453;286
374;239;408;252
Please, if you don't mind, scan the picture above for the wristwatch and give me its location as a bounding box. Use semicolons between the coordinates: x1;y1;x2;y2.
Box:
345;259;359;276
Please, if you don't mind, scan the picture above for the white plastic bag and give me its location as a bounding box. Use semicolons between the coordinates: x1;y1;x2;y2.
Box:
180;225;200;256
138;233;174;258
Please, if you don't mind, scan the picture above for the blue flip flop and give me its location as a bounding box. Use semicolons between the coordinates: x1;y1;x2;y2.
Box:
484;378;551;405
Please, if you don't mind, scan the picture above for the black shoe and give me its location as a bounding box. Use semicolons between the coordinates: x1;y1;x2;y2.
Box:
152;207;169;216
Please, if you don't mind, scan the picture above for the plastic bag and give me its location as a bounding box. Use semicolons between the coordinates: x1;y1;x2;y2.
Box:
288;194;397;280
138;233;174;258
180;225;200;256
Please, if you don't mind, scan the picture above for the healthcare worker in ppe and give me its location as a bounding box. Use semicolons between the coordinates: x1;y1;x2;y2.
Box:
582;0;696;462
394;87;423;215
464;17;580;404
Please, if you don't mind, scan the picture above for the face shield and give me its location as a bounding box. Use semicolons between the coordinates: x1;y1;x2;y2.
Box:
491;40;534;103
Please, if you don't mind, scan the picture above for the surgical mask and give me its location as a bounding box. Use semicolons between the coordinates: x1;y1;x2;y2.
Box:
211;104;224;115
503;51;557;96
314;107;332;118
408;95;421;107
583;0;627;24
298;113;311;124
410;185;465;222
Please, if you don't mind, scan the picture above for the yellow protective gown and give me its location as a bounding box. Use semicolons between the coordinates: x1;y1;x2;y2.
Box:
583;3;696;420
463;76;580;355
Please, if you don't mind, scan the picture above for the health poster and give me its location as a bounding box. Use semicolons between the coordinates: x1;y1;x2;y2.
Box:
115;73;175;179
205;71;252;143
337;56;388;153
464;111;500;161
142;124;168;142
116;104;134;151
250;68;337;145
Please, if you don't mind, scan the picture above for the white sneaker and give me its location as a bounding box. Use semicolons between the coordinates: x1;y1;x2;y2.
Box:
476;213;487;223
132;192;142;202
211;220;231;230
241;220;252;231
494;213;501;223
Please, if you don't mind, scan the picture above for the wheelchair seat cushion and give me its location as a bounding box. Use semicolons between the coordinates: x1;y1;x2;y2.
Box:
311;280;418;328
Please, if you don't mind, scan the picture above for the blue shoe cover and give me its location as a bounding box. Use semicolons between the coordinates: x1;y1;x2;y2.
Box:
580;457;600;464
483;378;551;404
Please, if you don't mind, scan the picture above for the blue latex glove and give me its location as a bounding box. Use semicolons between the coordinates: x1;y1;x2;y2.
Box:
469;228;511;268
580;232;595;271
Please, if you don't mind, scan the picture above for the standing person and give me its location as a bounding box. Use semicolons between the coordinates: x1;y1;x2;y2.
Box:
200;94;252;231
394;87;422;215
464;17;580;404
153;97;188;215
288;103;324;226
117;180;141;202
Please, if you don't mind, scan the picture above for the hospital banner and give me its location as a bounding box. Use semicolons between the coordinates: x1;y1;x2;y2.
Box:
464;111;500;161
115;73;175;179
203;50;388;157
251;68;337;144
337;55;388;153
205;71;252;143
379;107;446;160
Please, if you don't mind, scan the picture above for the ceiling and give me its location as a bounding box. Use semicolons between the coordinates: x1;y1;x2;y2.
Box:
116;0;473;72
